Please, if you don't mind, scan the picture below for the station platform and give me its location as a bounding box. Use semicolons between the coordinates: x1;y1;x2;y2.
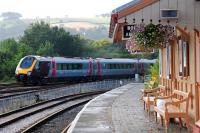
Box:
67;83;188;133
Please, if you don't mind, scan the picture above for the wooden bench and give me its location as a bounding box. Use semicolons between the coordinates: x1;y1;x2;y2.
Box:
154;90;191;130
142;85;166;114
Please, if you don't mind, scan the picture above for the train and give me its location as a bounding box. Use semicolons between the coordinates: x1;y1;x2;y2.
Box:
15;55;156;84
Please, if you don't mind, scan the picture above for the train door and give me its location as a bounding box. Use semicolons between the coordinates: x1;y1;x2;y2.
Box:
97;60;101;80
89;60;93;78
92;62;97;75
39;61;51;77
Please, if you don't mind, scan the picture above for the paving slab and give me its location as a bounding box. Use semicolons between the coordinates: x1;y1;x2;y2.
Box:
67;83;189;133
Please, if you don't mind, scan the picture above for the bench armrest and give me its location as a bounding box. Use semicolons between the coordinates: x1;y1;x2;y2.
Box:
165;98;187;107
147;88;166;96
155;94;174;100
154;94;174;106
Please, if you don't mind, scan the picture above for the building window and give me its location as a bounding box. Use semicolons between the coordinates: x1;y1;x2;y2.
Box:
178;36;183;77
166;45;171;79
159;49;162;77
178;35;190;78
183;41;189;77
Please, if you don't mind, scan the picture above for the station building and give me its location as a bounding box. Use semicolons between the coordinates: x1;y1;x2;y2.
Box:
109;0;200;127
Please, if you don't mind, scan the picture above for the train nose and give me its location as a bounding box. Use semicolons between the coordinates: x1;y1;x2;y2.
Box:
15;70;19;75
16;74;28;82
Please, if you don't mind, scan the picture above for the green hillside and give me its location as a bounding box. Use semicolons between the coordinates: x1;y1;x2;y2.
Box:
0;16;110;40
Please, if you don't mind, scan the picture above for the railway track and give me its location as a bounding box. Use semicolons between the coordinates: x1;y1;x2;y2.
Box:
0;82;70;93
0;82;21;89
22;101;86;133
0;83;72;99
0;79;111;98
0;91;103;133
0;79;121;99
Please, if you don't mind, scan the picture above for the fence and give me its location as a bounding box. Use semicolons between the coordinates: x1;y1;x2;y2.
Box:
0;78;135;114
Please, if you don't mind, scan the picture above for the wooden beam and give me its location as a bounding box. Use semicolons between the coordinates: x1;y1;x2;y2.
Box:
118;0;159;19
113;23;123;43
194;28;199;37
194;29;199;121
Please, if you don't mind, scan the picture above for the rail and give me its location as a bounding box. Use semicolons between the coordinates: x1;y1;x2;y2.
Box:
0;78;135;114
0;92;101;133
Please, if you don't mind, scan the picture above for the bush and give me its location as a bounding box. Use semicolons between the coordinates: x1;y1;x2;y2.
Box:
144;60;159;89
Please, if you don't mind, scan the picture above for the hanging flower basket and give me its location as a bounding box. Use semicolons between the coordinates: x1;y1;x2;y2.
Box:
131;23;175;51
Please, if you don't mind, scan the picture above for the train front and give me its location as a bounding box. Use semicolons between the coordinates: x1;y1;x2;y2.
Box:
15;56;37;83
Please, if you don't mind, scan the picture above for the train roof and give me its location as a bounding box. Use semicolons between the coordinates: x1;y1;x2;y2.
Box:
24;56;157;64
52;57;89;63
96;58;157;63
25;55;90;62
96;58;137;63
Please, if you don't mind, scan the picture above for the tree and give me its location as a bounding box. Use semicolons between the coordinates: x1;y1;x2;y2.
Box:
0;39;18;64
0;12;22;20
82;39;131;58
20;21;84;56
14;43;34;62
0;39;19;79
20;21;52;52
36;41;57;56
0;39;34;80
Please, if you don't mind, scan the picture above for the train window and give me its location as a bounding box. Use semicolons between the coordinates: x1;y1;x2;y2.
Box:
108;64;111;69
64;64;82;70
127;64;130;69
111;64;114;69
122;64;125;69
125;64;128;69
68;64;72;70
105;64;109;69
138;63;141;69
61;64;64;70
71;64;75;69
119;64;123;69
66;64;69;69
112;64;115;69
112;64;116;69
131;64;134;68
63;64;67;70
34;61;39;69
116;64;119;69
113;64;116;69
72;64;76;70
77;64;82;69
20;57;35;68
56;64;61;70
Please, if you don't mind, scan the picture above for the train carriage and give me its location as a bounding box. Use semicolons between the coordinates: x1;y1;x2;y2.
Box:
96;58;137;79
52;57;90;81
15;55;156;84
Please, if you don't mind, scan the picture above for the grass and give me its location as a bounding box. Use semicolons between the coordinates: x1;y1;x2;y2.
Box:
0;77;16;84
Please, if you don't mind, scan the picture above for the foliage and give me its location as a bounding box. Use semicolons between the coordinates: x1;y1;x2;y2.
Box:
133;23;165;50
82;39;131;58
20;21;52;51
0;39;33;80
0;21;156;81
14;43;34;62
20;21;84;56
132;23;175;50
36;41;57;56
144;60;159;89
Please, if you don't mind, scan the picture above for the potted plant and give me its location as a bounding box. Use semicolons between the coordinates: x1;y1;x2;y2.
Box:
131;23;175;51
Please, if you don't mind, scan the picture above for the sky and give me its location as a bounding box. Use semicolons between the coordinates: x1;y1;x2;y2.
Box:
0;0;132;18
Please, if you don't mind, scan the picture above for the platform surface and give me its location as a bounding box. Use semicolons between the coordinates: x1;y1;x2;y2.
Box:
67;83;188;133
